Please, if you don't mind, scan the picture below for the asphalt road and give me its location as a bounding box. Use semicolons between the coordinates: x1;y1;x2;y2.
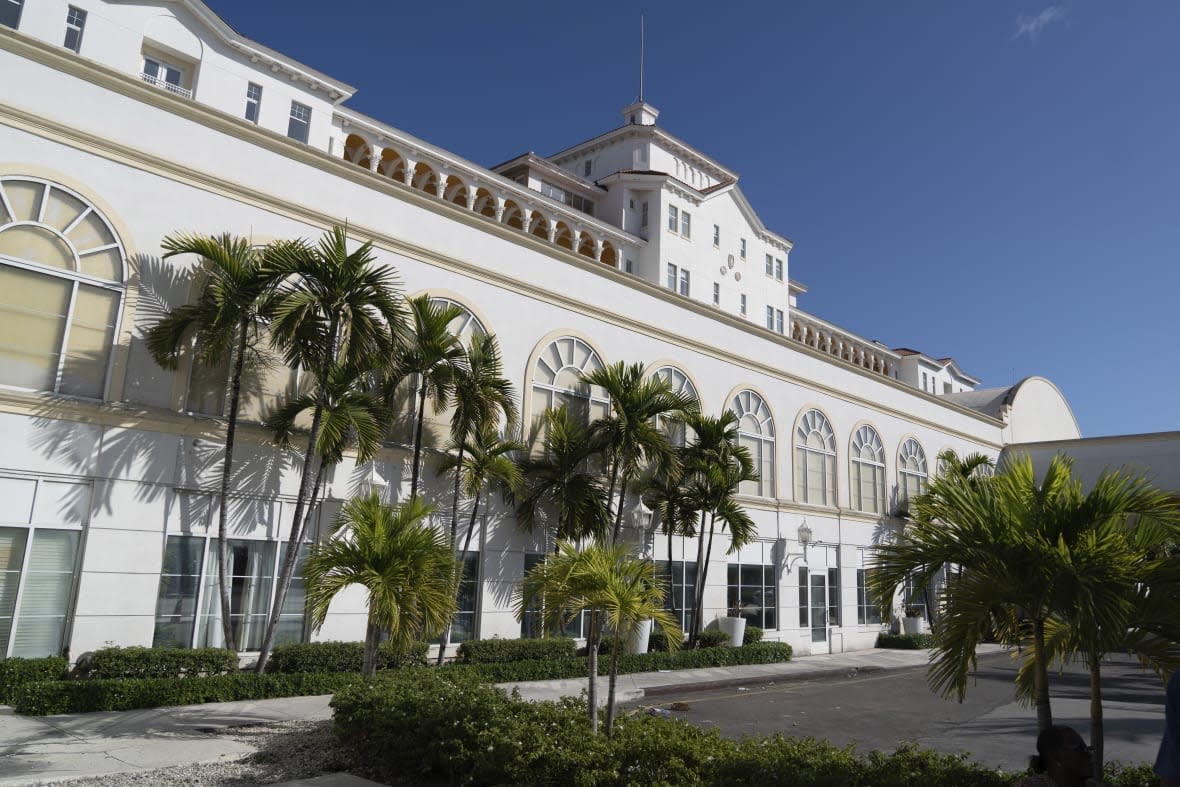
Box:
628;651;1168;772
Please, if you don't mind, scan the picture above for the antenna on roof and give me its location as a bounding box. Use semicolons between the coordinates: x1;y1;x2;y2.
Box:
638;13;645;103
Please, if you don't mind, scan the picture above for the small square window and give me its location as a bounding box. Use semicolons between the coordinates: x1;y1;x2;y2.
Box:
679;269;690;296
287;101;311;143
766;306;774;330
666;263;677;290
64;6;86;53
765;254;774;276
584;159;592;177
667;205;678;232
776;309;784;333
740;294;747;316
713;282;720;305
245;82;263;124
740;238;747;259
625;258;633;274
640;201;649;227
680;211;691;238
713;224;720;247
1;0;25;29
775;258;784;281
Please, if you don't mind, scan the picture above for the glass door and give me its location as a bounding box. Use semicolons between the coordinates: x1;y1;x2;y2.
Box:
809;572;828;646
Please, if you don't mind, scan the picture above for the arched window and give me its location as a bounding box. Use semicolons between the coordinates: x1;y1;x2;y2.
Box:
898;438;929;504
850;425;886;514
653;365;698;447
731;390;775;498
794;409;836;506
430;297;486;342
0;177;126;399
531;336;607;423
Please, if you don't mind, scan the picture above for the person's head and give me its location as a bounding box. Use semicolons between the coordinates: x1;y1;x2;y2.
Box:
1029;725;1093;786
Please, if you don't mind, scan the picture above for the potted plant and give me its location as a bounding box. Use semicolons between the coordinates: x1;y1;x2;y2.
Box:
627;618;653;654
901;605;926;635
716;602;747;647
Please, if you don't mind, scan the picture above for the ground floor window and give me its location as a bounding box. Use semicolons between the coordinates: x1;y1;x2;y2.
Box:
857;568;882;625
520;552;590;639
0;526;79;657
904;573;928;620
153;535;308;650
727;562;776;630
658;559;697;631
449;553;479;644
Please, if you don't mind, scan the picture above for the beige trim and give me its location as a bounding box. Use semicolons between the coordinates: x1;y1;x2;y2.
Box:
0;30;1004;450
643;359;706;410
406;287;496;340
520;331;610;427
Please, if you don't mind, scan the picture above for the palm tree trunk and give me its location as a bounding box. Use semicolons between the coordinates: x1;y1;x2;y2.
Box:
605;632;622;736
689;511;708;644
667;523;677;627
606;459;621;543
255;408;326;674
216;324;250;653
612;479;629;546
698;514;718;627
449;442;466;549
411;383;428;497
587;611;599;734
1089;651;1105;776
437;486;481;668
1032;617;1053;731
362;609;381;677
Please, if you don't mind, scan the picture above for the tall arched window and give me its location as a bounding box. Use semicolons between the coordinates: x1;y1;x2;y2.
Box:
731;390;775;498
653;365;698;448
794;409;836;506
898;438;929;504
0;177;126;399
531;336;607;423
850;425;886;514
430;297;486;342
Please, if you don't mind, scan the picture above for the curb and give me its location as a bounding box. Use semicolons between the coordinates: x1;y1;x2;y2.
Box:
641;664;891;697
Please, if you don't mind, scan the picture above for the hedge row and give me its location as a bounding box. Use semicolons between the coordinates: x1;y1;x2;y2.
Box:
456;637;576;664
0;657;68;705
331;668;1015;787
13;672;364;716
79;647;238;679
876;632;937;650
456;641;794;683
266;641;429;674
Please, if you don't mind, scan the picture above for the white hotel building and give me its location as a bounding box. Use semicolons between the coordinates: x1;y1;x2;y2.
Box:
0;0;1081;661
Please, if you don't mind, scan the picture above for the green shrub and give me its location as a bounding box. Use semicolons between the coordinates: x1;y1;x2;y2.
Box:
13;672;361;715
860;744;1009;786
266;640;429;673
696;628;731;648
79;647;237;680
876;632;936;650
1103;761;1160;787
649;625;684;652
457;637;576;664
0;657;68;705
743;625;764;645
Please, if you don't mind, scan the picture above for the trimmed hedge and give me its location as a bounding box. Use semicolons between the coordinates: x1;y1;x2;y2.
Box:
696;629;731;648
0;657;68;705
743;625;764;645
649;626;684;652
267;640;429;674
79;646;237;679
13;672;363;716
457;637;576;664
456;641;793;683
331;668;1015;786
877;632;936;650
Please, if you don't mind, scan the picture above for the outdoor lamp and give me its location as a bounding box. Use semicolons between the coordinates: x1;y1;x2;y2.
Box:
798;521;813;559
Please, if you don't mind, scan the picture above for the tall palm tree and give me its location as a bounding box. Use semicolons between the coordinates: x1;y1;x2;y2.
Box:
433;424;524;664
145;233;276;653
515;541;681;735
515;406;612;548
389;295;464;498
304;494;458;676
581;362;696;543
639;449;697;627
682;410;758;643
255;226;404;674
445;333;517;551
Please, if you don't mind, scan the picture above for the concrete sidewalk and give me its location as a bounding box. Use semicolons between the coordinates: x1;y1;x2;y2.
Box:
0;646;999;785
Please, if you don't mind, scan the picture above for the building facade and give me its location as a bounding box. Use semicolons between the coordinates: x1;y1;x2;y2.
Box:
0;0;1081;661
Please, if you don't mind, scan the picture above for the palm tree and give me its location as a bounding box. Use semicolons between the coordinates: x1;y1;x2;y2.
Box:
682;410;758;643
869;453;1180;736
304;494;458;676
1011;467;1180;771
515;406;612;548
445;332;517;551
640;449;697;627
254;226;404;674
433;424;524;664
581;362;696;543
389;295;464;498
515;541;681;735
145;233;276;653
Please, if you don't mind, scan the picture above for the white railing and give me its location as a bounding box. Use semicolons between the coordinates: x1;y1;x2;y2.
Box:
140;73;192;99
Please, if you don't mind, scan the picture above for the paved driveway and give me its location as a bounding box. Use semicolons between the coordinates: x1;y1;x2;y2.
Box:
628;651;1168;772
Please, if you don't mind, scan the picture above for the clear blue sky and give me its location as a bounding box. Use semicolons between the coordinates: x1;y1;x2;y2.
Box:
205;1;1180;438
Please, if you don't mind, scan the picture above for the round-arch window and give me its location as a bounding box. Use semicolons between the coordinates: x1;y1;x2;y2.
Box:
731;389;775;498
850;425;886;514
0;177;126;398
898;438;929;504
653;366;699;447
794;409;836;506
429;297;486;343
531;336;607;423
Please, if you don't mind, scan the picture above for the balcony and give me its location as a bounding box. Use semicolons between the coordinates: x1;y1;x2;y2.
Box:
140;72;192;99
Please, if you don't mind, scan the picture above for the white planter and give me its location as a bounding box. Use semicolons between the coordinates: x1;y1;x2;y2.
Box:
901;616;926;635
717;616;746;647
627;618;653;654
